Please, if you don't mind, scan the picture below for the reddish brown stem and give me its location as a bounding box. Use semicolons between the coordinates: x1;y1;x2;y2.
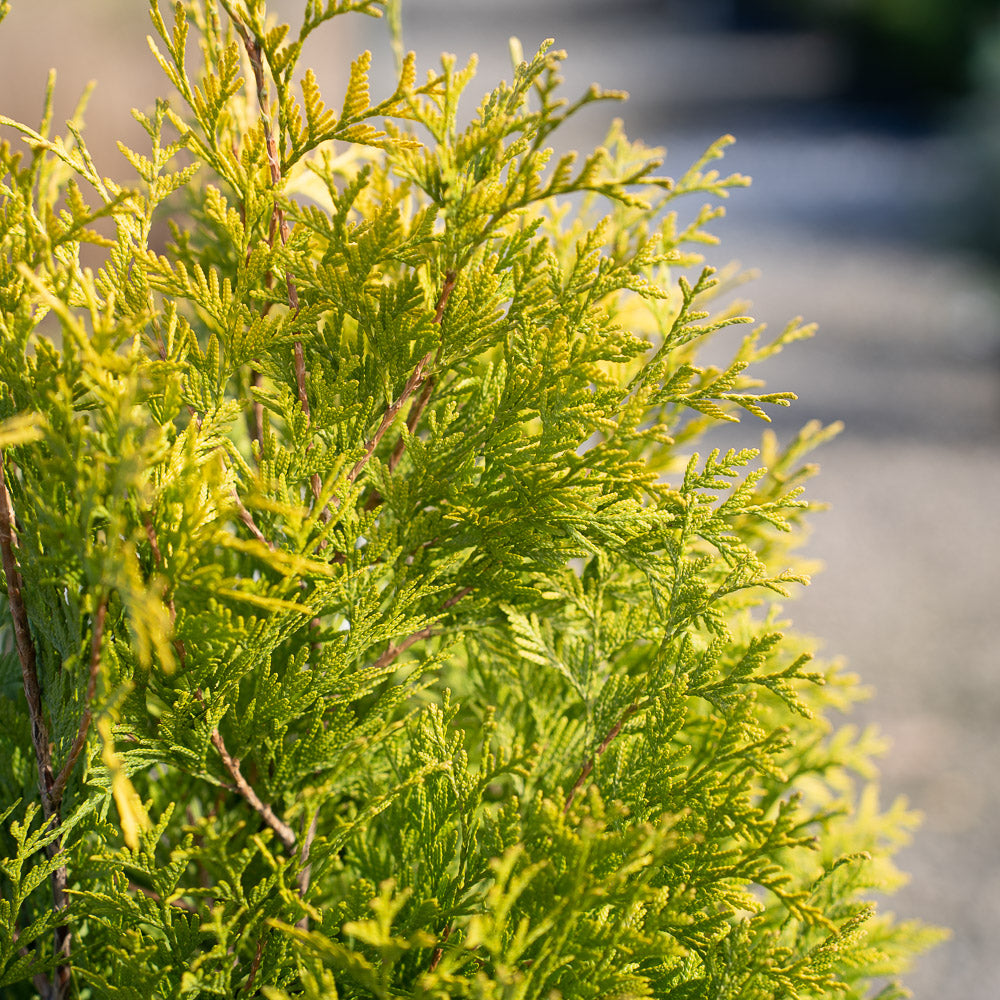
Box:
50;595;106;807
347;271;454;498
242;931;267;996
231;490;274;549
0;452;70;998
387;270;457;475
348;352;433;487
295;812;319;931
369;587;472;673
428;923;452;973
142;513;187;667
293;341;310;419
0;455;54;816
227;8;313;486
192;682;297;854
441;586;472;612
388;376;432;475
142;513;163;564
247;369;265;459
369;625;434;674
209;725;297;852
564;702;640;815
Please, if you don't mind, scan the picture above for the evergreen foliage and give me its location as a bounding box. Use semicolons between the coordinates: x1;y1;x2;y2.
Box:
0;1;943;996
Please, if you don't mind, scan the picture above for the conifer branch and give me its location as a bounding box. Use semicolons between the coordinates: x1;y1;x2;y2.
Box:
564;702;640;815
50;595;107;808
170;3;322;867
0;4;940;991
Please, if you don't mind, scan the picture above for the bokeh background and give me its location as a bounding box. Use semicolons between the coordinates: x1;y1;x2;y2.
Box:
2;2;998;996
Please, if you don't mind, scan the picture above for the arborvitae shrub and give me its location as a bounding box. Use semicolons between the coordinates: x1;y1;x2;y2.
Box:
0;2;943;997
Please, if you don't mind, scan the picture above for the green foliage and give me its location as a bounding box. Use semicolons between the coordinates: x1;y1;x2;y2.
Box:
0;1;943;997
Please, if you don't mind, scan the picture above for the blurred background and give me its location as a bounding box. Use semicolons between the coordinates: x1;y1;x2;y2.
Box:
1;1;999;995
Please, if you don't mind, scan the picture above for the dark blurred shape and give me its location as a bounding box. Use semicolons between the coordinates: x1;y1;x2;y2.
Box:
632;0;1000;121
750;0;1000;119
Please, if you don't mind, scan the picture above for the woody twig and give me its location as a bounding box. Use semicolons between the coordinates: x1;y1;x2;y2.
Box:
368;586;472;674
224;4;322;506
387;270;457;474
0;452;71;999
564;702;640;815
209;724;297;851
363;270;458;512
143;515;297;856
50;595;107;806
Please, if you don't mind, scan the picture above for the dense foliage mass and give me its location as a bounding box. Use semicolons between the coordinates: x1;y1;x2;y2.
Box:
0;1;941;997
